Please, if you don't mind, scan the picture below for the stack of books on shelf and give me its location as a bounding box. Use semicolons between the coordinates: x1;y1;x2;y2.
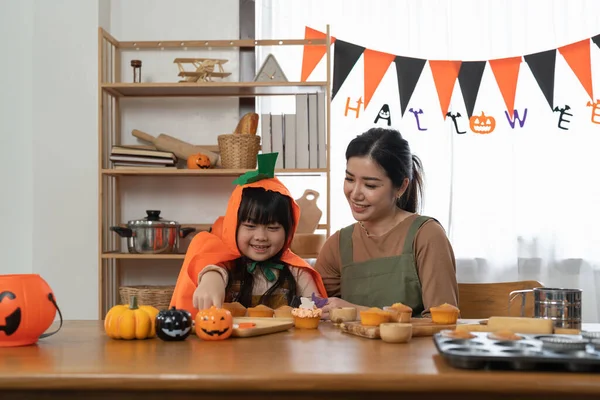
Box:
110;145;177;169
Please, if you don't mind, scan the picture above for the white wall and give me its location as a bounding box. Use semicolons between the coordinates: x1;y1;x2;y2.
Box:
0;0;240;319
30;0;101;319
0;0;34;275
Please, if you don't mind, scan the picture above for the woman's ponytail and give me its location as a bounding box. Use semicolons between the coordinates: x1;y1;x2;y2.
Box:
397;154;424;213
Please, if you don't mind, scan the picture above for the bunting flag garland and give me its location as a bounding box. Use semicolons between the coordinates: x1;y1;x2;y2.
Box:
593;34;600;50
558;40;594;99
332;40;365;100
302;27;600;123
524;49;557;109
363;49;395;109
458;61;487;118
394;56;427;116
300;27;336;82
489;57;522;119
429;61;462;119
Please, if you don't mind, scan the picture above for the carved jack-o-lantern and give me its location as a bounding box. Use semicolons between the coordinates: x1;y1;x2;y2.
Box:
0;291;20;337
155;307;192;342
195;306;233;341
469;112;496;134
0;274;61;347
186;153;211;169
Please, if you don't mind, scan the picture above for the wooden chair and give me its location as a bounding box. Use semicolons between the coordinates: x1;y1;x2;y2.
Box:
458;280;544;319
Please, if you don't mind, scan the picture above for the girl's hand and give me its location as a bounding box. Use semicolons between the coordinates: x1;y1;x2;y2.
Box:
321;297;365;320
193;271;226;310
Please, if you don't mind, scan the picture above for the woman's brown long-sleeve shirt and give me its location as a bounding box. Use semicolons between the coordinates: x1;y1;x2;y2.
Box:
314;214;459;314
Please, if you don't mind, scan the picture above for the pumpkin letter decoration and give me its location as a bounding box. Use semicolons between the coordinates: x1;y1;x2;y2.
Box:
195;306;233;341
469;112;496;134
0;274;62;347
155;307;192;342
104;296;159;340
187;153;212;169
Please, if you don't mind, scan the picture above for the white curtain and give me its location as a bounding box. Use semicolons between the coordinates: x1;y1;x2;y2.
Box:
256;0;600;323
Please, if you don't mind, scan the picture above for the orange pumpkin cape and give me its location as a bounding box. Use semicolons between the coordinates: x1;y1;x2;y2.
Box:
170;173;327;315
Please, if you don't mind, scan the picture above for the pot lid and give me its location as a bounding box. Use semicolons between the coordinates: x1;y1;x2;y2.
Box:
128;210;179;227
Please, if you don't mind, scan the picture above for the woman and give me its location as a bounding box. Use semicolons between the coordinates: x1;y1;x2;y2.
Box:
315;127;458;318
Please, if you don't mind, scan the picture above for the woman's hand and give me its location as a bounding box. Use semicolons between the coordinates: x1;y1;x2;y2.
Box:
321;297;366;320
193;271;226;310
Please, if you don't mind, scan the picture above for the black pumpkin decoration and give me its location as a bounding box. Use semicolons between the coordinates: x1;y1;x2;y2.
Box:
155;307;192;342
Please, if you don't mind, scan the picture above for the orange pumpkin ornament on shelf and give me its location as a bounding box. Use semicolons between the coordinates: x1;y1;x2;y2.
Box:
469;112;496;134
186;153;212;169
104;296;159;340
0;274;63;347
195;306;233;341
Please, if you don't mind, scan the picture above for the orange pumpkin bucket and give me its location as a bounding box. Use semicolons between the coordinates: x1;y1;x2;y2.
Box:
0;274;63;347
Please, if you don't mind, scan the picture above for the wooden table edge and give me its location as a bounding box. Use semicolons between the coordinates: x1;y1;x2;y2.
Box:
1;373;599;395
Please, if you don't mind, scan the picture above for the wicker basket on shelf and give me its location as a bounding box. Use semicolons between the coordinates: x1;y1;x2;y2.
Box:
119;285;175;310
217;134;261;169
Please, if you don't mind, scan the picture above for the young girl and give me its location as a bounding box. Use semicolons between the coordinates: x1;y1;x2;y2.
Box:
170;153;327;314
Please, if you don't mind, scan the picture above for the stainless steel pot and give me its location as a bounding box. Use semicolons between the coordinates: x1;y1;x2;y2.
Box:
110;210;195;254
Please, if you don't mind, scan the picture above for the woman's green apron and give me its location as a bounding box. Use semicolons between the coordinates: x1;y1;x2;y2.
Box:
339;216;431;316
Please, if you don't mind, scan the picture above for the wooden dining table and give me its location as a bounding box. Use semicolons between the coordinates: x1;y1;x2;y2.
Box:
1;320;599;400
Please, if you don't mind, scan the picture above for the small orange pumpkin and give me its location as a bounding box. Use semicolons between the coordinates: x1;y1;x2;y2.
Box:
186;153;211;169
469;112;496;134
195;306;233;341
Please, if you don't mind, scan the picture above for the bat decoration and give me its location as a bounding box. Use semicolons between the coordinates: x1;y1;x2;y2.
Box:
374;104;391;126
446;112;466;134
408;108;427;131
553;105;572;130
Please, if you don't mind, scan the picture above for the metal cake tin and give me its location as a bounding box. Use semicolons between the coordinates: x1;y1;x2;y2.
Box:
434;330;600;372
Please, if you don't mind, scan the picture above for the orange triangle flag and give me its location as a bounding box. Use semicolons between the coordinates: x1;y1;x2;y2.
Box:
363;49;395;109
301;27;336;82
489;57;521;119
429;61;462;119
558;39;593;100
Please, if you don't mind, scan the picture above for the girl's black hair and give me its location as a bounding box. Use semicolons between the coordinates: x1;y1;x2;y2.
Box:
225;187;297;308
346;127;424;213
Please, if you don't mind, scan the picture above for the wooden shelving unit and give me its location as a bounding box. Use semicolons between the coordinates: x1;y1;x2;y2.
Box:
98;27;332;318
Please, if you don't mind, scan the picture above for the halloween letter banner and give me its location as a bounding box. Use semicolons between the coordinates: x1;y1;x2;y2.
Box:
301;27;600;133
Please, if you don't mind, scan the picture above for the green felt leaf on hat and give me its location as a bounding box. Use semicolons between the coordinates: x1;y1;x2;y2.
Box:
232;152;279;185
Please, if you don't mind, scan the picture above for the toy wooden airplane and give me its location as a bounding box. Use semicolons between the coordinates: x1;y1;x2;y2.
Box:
174;58;231;82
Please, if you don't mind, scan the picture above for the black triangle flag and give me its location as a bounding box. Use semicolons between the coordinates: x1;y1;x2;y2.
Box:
593;34;600;50
458;61;487;118
394;56;427;116
524;49;556;109
332;40;365;100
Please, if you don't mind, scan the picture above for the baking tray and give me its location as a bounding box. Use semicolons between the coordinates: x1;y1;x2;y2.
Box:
433;330;600;372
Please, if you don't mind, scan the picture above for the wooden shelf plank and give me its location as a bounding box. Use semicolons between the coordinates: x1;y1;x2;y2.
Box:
118;38;327;49
101;168;327;176
101;82;327;97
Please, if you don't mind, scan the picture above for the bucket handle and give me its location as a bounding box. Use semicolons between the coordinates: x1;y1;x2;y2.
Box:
508;289;533;317
39;293;63;339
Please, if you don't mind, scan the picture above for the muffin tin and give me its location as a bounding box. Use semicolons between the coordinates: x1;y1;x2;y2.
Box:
433;330;600;372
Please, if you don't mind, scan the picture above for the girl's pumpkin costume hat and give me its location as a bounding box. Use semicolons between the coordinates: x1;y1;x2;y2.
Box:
170;153;327;315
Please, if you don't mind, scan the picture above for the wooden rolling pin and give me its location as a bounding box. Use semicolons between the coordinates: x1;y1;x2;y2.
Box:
457;319;577;335
487;317;554;334
132;129;220;166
